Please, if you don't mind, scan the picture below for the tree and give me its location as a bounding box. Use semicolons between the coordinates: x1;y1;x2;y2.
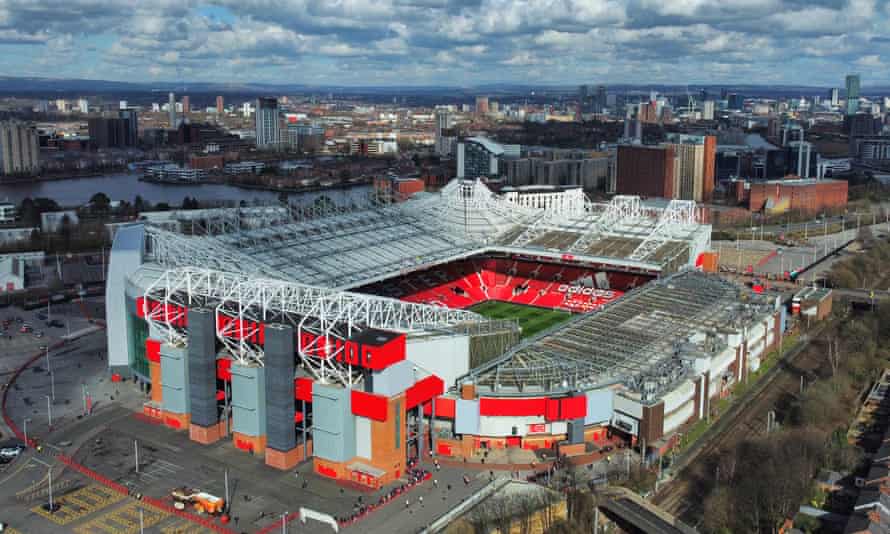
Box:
134;195;145;215
90;192;111;213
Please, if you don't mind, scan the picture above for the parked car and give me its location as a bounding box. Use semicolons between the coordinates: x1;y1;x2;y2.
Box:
0;445;24;459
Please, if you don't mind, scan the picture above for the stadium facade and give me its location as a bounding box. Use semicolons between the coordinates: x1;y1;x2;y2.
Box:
105;179;782;487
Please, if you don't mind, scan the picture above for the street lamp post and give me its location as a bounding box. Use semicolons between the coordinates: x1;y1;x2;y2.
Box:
23;417;31;445
45;395;52;428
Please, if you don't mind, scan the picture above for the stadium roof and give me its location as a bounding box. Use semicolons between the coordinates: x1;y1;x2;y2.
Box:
463;271;777;401
141;179;711;290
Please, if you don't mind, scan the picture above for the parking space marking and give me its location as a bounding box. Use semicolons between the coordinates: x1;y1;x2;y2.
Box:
30;484;126;525
73;500;170;534
160;518;214;533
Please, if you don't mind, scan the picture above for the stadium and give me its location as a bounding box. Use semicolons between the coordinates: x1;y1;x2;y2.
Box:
105;179;783;487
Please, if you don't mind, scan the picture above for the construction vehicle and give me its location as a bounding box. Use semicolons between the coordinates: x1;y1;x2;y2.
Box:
170;487;225;515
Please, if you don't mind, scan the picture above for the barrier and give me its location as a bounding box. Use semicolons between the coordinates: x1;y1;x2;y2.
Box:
255;511;301;534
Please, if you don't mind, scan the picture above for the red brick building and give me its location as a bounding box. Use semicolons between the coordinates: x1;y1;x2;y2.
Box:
747;178;848;214
616;145;675;198
189;154;225;170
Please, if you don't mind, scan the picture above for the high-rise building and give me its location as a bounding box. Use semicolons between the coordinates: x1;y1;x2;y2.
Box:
168;92;176;127
55;99;68;113
216;96;224;114
727;93;744;111
456;136;519;178
118;109;139;146
702;100;715;121
77;98;89;114
0;121;40;176
182;95;190;116
255;97;281;149
89;116;137;148
662;133;717;202
475;96;489;114
829;88;840;107
596;85;607;113
119;100;128;110
434;111;456;157
846;74;860;115
615;145;675;198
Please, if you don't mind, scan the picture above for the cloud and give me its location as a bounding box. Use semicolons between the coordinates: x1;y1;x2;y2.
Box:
0;0;887;85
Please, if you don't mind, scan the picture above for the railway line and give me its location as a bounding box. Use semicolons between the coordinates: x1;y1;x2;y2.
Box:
653;320;834;522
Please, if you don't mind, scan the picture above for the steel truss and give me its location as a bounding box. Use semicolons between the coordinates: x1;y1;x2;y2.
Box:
568;195;644;252
141;267;486;385
628;199;698;262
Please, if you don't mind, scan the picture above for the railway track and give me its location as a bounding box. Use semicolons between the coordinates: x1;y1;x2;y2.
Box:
654;321;834;521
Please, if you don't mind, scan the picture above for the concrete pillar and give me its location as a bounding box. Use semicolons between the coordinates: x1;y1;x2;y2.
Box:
430;397;436;455
188;308;224;445
265;324;303;470
232;363;267;455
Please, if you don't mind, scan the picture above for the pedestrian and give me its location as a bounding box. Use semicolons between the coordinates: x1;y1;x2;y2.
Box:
419;496;423;506
405;499;410;508
433;479;438;488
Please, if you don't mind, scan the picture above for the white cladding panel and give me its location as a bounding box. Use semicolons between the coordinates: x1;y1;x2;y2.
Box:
478;415;544;437
613;394;643;419
664;400;696;434
709;347;736;378
406;335;470;391
662;380;695;414
355;416;371;460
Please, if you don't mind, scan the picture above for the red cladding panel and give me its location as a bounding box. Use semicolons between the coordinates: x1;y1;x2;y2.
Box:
136;296;146;318
294;411;304;424
361;334;407;370
544;398;561;421
216;390;226;401
422;397;456;419
217;359;232;381
479;397;546;417
560;396;587;419
294;377;314;402
145;339;161;363
350;390;388;422
405;376;444;410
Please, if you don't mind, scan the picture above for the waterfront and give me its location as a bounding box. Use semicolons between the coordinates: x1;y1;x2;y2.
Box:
0;172;373;207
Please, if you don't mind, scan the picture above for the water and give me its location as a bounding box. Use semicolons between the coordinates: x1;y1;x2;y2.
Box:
0;173;372;207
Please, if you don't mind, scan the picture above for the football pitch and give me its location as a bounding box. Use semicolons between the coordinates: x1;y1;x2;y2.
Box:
470;301;572;338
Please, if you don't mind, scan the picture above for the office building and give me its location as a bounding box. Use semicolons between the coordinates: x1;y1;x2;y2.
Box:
55;99;68;113
727;93;744;111
615;145;675;198
0;121;40;176
846;74;860;115
475;96;489;114
119;109;139;146
829;88;840;107
182;95;190;116
77;98;89;114
168;92;176;127
662;133;717;202
89;117;135;149
119;100;128;110
216;96;224;114
702;101;715;121
456;136;519;179
596;85;607;113
502;149;611;190
255;97;282;149
286;123;325;153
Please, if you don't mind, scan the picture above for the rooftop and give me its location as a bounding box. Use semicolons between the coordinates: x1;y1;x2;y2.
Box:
464;271;777;400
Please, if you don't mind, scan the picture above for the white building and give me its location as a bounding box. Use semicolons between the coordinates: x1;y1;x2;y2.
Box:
41;210;79;233
0;202;15;223
0;121;40;176
78;98;90;114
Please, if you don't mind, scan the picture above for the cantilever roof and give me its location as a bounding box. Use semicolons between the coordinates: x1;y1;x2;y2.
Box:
464;271;777;400
141;179;711;290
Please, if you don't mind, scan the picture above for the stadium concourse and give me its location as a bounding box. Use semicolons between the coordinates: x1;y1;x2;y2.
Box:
101;179;785;490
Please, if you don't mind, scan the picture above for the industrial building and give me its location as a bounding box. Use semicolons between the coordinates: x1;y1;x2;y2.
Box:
746;178;848;214
105;179;762;487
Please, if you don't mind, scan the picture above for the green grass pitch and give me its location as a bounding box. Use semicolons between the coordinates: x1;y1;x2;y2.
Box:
469;300;573;338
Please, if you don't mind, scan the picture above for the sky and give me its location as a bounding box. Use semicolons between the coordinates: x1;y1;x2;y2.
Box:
0;0;888;87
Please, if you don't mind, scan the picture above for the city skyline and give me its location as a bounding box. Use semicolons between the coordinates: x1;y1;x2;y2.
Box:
0;0;887;86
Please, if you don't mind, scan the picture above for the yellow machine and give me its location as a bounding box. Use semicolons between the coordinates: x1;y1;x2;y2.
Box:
170;487;225;515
